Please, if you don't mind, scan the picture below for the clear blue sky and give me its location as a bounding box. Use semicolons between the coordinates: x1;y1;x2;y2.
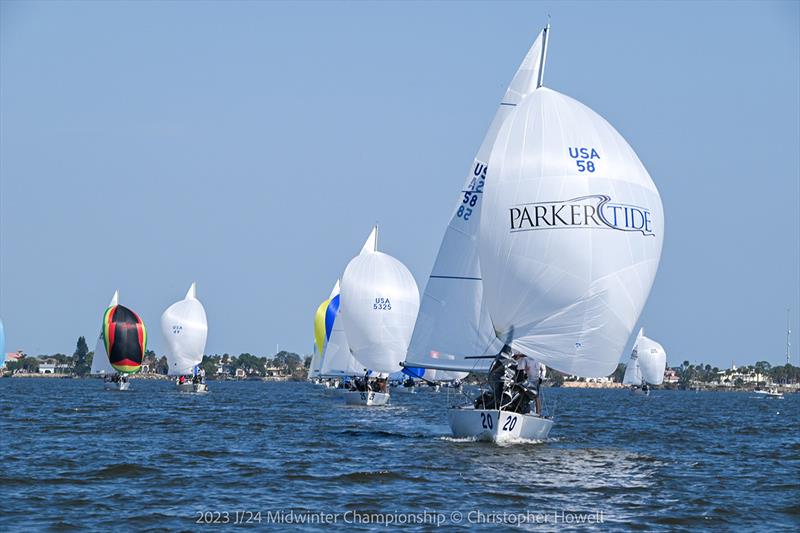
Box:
1;1;798;369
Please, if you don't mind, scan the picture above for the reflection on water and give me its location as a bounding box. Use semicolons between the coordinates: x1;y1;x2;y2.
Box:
0;380;797;531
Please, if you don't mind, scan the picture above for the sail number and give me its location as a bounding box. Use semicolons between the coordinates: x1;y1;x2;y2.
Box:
458;161;487;221
480;412;493;429
373;298;392;310
568;147;600;173
502;415;518;431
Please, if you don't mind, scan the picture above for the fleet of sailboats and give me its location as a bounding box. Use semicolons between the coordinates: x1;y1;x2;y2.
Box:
4;24;689;446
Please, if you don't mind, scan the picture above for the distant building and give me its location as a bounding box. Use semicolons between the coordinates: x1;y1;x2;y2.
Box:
234;368;246;379
663;369;679;384
38;363;56;374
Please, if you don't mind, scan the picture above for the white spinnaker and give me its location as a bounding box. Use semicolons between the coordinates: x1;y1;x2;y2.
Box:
636;329;667;385
480;87;664;378
91;290;118;375
405;29;548;373
161;282;208;376
341;230;420;375
319;309;362;377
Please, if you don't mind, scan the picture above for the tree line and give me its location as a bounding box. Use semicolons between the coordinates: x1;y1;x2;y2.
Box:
3;336;308;379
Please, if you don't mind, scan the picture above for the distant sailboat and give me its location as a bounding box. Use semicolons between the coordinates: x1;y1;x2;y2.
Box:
340;226;420;406
623;328;666;395
406;25;663;442
161;282;208;393
93;290;146;390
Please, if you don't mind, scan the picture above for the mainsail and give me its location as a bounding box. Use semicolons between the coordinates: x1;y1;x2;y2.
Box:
340;226;420;375
622;350;643;386
319;293;362;377
405;28;549;373
91;290;118;375
161;282;208;376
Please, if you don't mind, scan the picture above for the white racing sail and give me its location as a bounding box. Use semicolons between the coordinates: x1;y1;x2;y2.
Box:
341;226;420;376
91;290;118;375
319;304;362;378
622;351;643;385
426;369;469;382
405;28;549;373
161;282;208;376
408;26;663;378
635;328;667;385
478;59;663;377
308;346;322;379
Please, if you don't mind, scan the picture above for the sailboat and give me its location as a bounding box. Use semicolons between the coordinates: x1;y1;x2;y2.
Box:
623;328;666;395
92;290;147;390
161;282;209;393
340;226;420;406
405;25;663;442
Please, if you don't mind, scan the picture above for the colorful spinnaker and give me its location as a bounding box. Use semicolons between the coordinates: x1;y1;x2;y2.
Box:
103;301;146;374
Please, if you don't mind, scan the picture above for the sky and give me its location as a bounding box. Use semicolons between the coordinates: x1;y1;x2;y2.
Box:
1;1;798;370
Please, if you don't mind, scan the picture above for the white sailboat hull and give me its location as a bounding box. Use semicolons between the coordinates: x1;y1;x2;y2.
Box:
448;407;553;443
105;380;130;391
194;383;208;393
176;382;194;393
344;391;390;406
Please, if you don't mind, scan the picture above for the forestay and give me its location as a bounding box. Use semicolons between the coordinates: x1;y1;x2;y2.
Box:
479;86;664;378
341;227;420;375
161;283;208;376
405;29;548;373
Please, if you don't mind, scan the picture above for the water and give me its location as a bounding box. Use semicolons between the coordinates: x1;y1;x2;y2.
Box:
1;379;797;531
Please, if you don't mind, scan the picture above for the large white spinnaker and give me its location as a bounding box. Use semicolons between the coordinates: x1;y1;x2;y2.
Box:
91;290;118;375
405;28;549;373
161;282;208;376
341;226;420;376
479;86;664;378
480;87;664;377
636;329;667;385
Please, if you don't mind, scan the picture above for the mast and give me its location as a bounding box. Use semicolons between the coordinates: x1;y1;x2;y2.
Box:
536;23;550;88
787;308;792;365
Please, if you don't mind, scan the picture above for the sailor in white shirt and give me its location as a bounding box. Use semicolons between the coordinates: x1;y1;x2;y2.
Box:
512;353;546;415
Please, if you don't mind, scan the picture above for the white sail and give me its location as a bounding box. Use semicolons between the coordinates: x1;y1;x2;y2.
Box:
405;29;549;373
636;329;667;385
308;345;322;379
479;86;663;378
426;368;469;382
161;282;208;376
622;352;643;385
341;227;420;375
90;290;118;375
319;308;362;377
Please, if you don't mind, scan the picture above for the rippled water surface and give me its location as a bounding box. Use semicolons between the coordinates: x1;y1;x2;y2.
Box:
1;379;797;531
